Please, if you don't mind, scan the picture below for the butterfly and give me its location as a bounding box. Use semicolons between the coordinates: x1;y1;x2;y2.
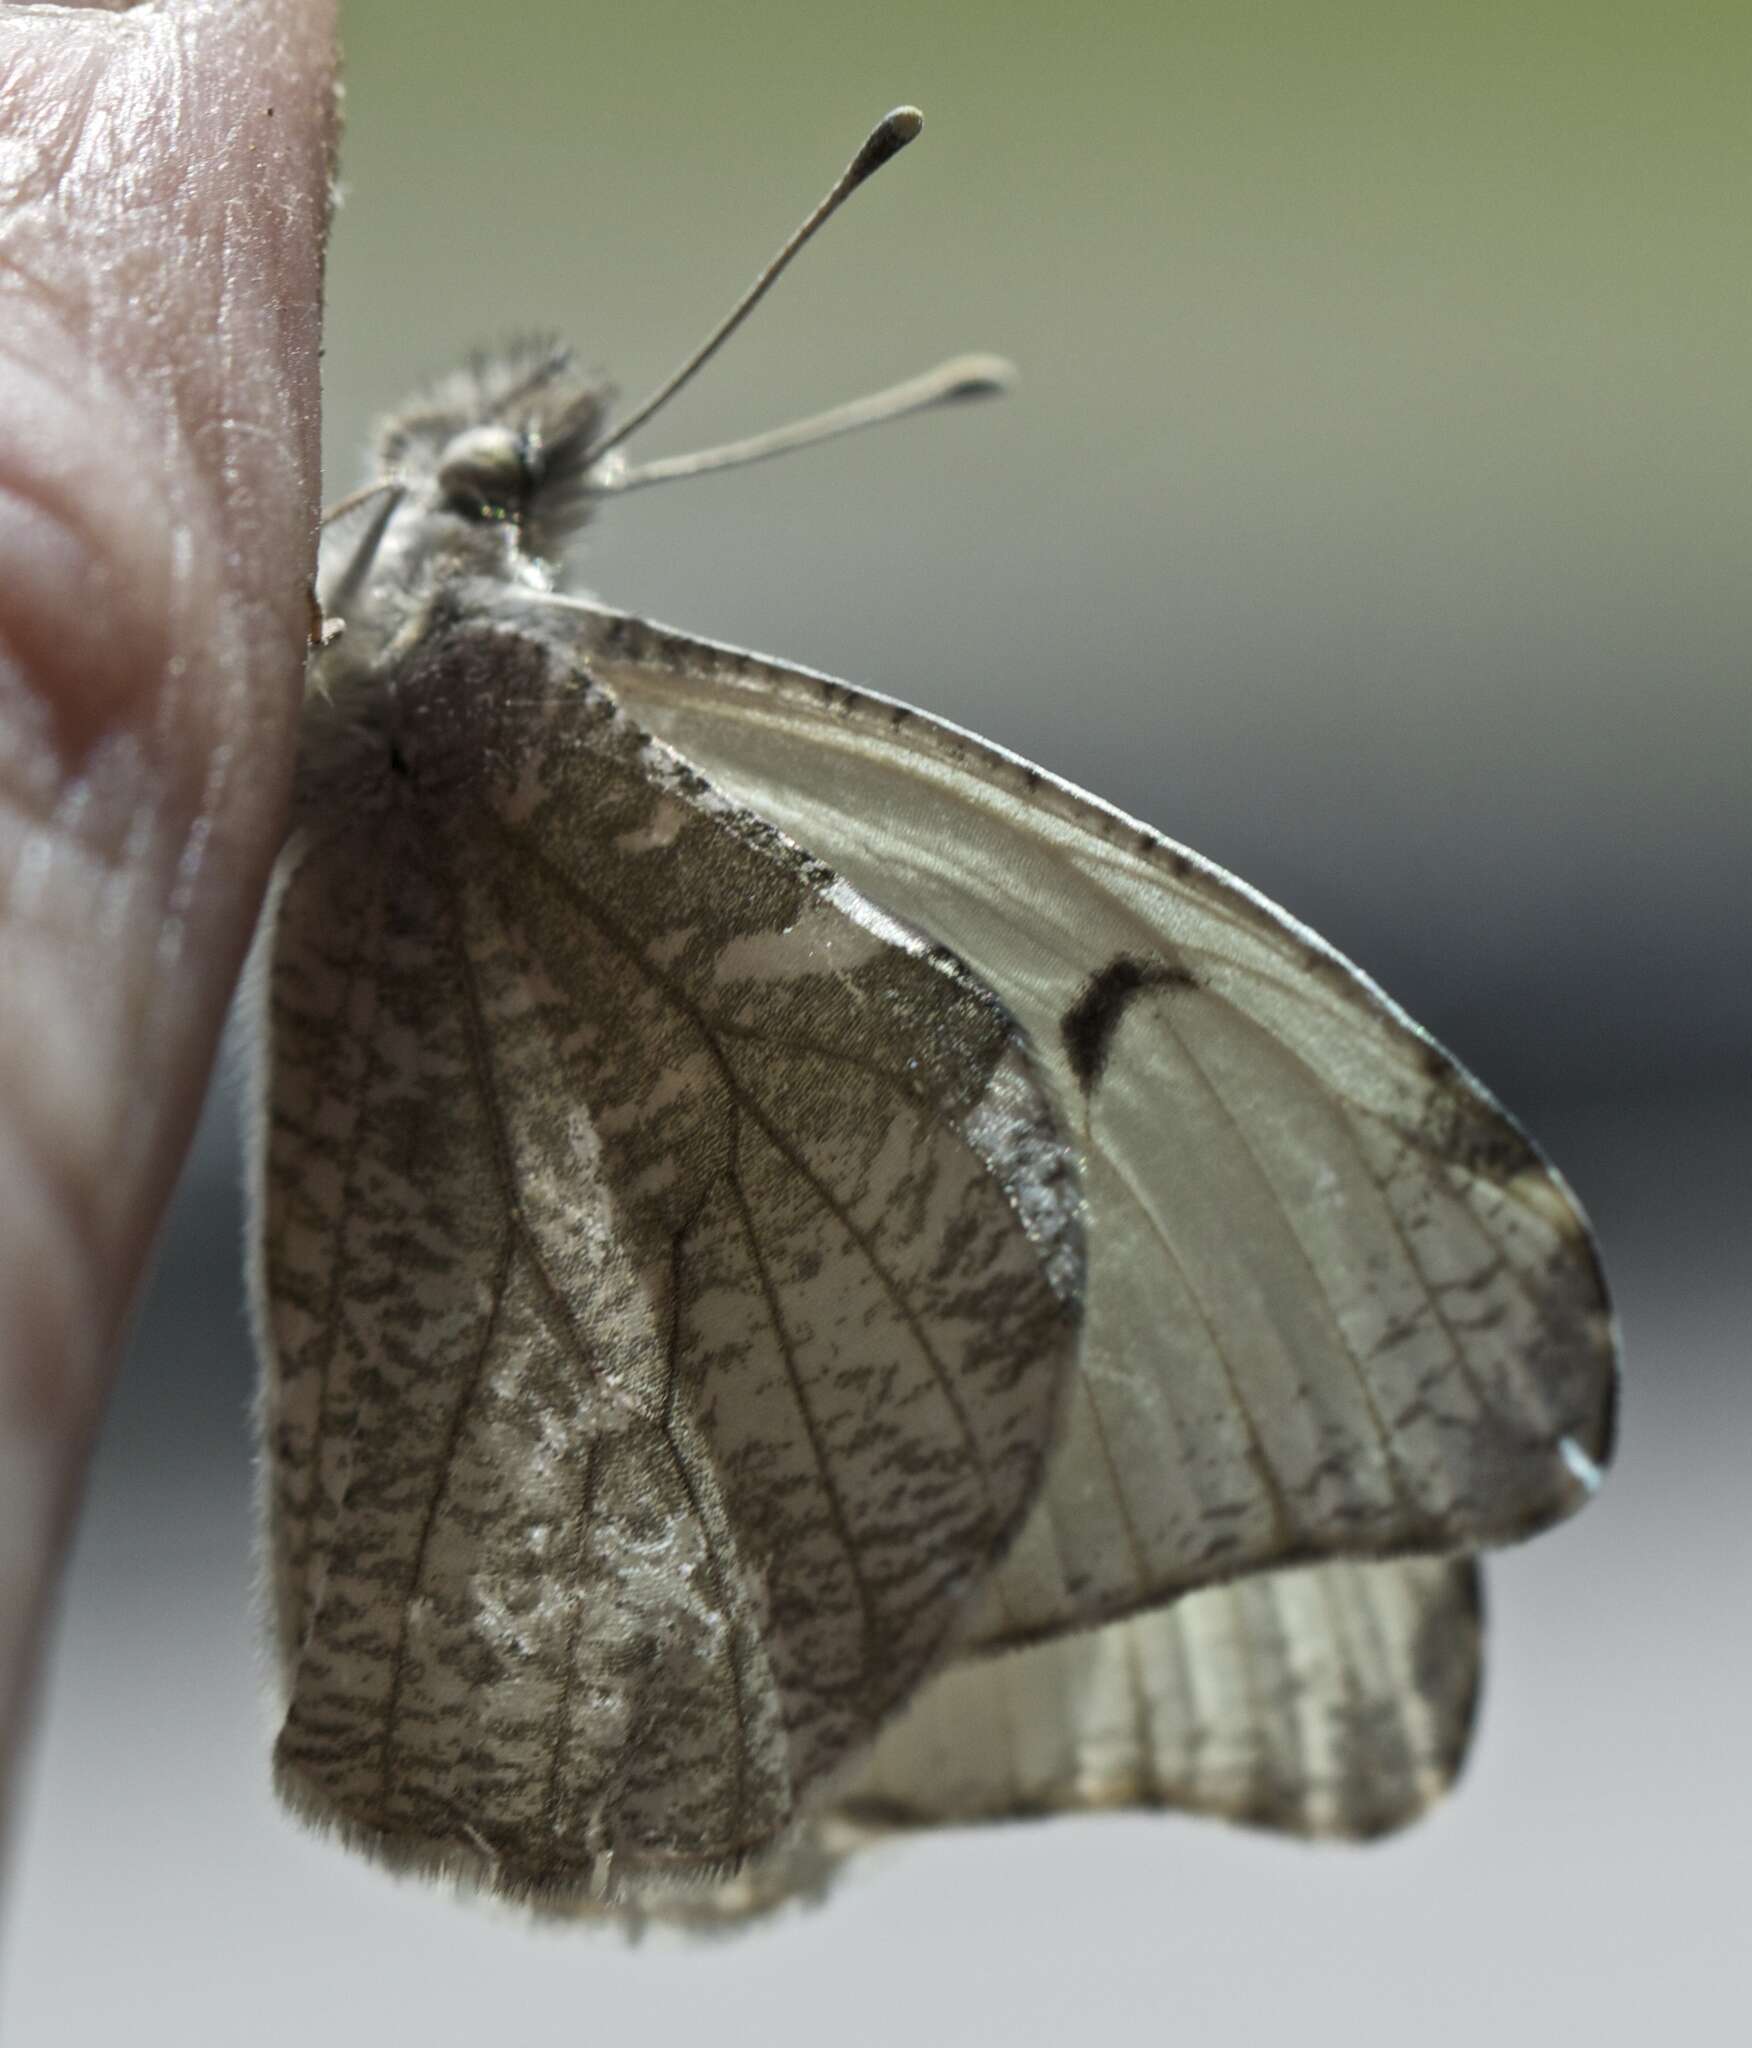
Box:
247;108;1617;1918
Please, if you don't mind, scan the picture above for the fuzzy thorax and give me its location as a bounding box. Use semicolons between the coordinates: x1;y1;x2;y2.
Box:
313;342;612;689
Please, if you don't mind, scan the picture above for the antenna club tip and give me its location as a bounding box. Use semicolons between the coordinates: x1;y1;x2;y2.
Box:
941;352;1020;400
853;106;925;179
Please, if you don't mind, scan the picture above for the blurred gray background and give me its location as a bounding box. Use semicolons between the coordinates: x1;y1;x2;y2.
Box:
6;1;1748;2040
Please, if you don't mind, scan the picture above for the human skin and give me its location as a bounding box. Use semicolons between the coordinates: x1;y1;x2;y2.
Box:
0;0;337;1853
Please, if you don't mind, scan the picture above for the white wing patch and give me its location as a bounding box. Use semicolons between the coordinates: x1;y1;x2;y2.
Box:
577;605;1618;1654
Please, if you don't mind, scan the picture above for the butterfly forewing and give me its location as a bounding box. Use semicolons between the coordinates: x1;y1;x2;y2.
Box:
576;606;1618;1651
251;615;1081;1897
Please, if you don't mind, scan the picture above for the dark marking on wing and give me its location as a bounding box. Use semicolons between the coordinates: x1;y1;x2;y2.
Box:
1410;1046;1545;1183
1060;955;1201;1093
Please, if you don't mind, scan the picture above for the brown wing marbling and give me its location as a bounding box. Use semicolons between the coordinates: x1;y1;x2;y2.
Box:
250;614;1082;1901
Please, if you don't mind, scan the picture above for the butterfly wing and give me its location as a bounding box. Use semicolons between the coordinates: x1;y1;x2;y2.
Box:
540;1553;1480;1925
247;613;1080;1900
575;605;1617;1652
835;1554;1481;1842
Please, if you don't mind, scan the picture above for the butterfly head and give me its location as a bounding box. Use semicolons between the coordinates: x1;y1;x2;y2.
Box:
312;109;1010;685
376;342;611;549
313;342;612;679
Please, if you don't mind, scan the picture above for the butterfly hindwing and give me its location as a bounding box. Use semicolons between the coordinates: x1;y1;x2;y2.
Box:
249;612;1081;1899
836;1554;1482;1842
576;604;1618;1653
540;1553;1481;1925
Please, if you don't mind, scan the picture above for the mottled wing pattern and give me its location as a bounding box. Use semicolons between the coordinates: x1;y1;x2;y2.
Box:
248;616;1081;1899
579;607;1617;1652
542;1554;1479;1926
836;1555;1480;1842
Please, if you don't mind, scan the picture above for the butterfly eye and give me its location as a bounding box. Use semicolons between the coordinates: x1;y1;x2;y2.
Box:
436;423;531;521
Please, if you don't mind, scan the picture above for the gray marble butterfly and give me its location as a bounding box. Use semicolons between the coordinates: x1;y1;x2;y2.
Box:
247;109;1617;1916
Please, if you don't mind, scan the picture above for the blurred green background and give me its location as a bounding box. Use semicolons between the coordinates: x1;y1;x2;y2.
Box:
7;3;1748;2042
312;0;1752;1104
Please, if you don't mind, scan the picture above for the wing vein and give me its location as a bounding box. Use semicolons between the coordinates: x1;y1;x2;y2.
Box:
1149;1005;1416;1511
376;1224;517;1807
725;1108;882;1674
447;852;763;1821
479;809;1006;1513
541;1441;603;1841
439;860;646;1424
1191;984;1551;1445
1075;1371;1152;1585
658;1221;753;1842
1096;1143;1299;1554
281;843;391;1655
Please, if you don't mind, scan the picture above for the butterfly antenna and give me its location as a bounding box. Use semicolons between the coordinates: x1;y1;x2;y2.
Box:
596;353;1016;493
319;481;405;623
319;477;403;528
584;106;927;467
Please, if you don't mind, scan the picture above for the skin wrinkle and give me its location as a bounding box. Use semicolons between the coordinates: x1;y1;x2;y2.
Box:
0;345;179;772
0;0;338;1832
